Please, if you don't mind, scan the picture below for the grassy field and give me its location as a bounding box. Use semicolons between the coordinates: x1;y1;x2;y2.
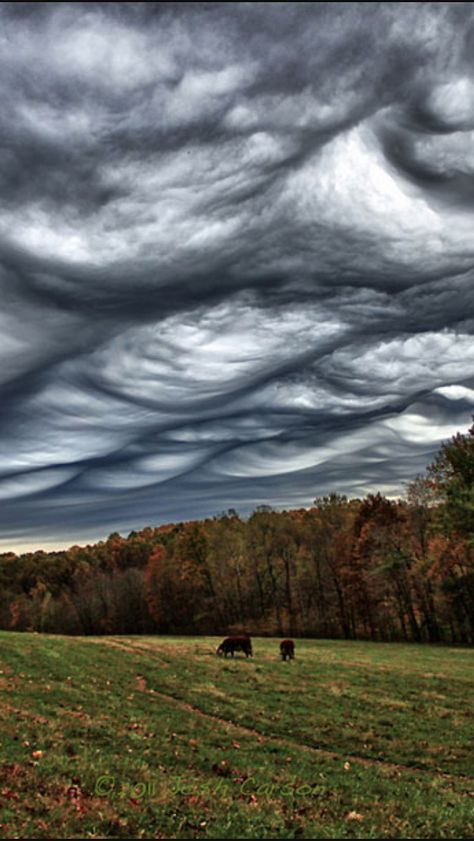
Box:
0;633;472;839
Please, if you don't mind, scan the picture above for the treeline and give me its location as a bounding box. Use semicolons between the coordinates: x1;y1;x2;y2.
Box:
1;421;474;642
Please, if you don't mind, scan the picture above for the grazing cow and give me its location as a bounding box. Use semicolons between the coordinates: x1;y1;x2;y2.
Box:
280;639;295;661
217;636;253;658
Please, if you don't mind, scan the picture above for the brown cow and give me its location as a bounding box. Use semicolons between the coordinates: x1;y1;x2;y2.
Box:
280;639;295;661
217;636;253;658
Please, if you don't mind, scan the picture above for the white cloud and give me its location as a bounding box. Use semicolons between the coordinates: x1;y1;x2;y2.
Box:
321;331;474;394
86;298;346;406
0;467;77;500
427;77;474;129
285;122;442;254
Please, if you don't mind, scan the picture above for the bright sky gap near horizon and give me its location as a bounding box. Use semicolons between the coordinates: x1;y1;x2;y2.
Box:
1;1;474;553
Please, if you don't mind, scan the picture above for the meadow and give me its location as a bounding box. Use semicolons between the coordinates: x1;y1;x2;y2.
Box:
0;632;472;839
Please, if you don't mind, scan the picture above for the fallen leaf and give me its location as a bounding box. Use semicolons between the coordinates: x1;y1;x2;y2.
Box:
346;811;364;821
1;789;19;801
36;820;49;831
66;785;81;801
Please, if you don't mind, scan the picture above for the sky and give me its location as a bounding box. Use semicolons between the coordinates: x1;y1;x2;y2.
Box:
2;1;474;553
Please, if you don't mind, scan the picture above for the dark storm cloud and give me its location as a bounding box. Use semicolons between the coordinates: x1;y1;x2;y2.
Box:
1;1;474;550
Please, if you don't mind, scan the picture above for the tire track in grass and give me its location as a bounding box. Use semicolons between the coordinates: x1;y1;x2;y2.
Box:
131;671;474;790
83;637;474;788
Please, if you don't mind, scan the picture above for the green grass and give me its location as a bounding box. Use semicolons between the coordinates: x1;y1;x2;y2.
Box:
0;633;473;838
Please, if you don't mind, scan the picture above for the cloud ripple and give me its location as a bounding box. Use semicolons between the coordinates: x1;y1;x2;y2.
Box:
1;2;474;549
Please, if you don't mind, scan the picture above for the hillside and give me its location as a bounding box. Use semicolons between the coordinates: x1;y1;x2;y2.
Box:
0;633;472;838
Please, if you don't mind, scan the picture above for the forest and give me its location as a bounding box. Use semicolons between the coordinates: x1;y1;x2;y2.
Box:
1;420;474;643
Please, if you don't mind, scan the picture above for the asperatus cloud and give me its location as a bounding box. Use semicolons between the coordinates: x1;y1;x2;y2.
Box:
1;2;474;550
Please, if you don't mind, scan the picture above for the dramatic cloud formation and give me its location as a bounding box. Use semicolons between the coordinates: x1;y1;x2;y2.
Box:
1;1;474;550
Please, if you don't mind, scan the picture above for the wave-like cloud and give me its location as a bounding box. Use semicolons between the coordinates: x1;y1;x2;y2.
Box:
1;2;474;550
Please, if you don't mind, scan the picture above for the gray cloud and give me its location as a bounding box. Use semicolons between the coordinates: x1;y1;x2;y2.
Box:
1;2;474;550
